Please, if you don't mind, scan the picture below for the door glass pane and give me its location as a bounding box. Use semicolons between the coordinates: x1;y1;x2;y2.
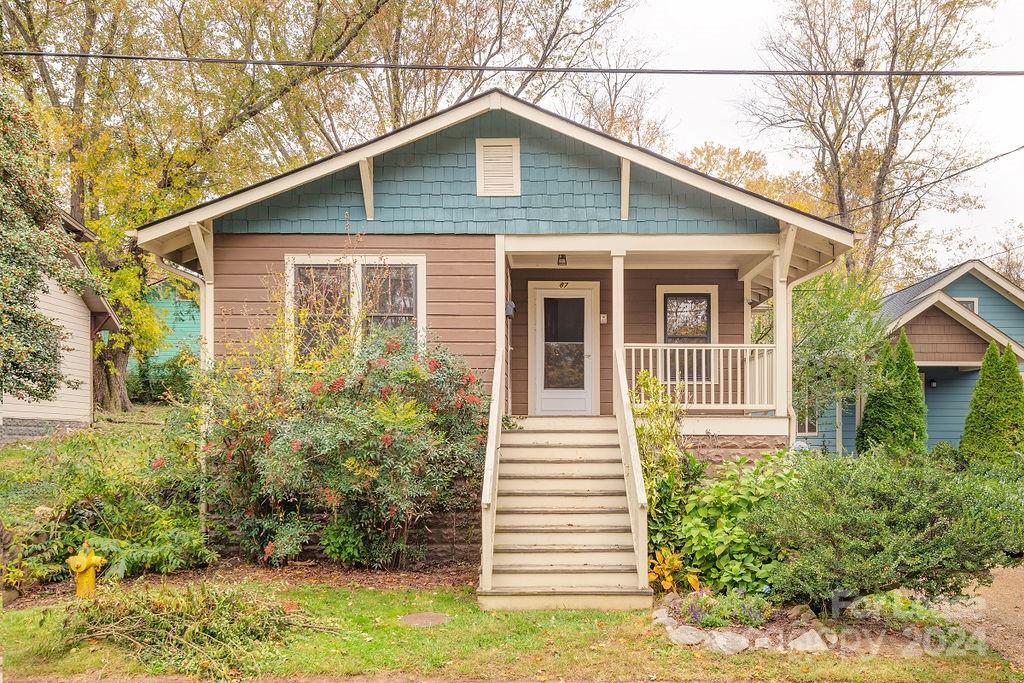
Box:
543;297;585;389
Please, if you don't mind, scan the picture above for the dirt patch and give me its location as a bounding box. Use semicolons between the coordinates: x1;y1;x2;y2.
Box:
6;558;478;610
939;566;1024;667
7;677;514;683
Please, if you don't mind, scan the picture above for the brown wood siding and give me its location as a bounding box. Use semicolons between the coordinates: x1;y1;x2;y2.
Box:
213;234;497;378
624;269;745;344
898;306;990;362
508;268;744;415
510;269;613;415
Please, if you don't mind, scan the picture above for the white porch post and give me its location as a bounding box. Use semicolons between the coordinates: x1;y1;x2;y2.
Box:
772;252;789;418
611;250;625;409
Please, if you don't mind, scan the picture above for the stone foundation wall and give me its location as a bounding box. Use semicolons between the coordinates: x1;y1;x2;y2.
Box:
683;433;790;469
0;418;90;444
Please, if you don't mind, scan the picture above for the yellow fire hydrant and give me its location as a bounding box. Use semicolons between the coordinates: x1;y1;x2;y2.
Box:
67;545;105;598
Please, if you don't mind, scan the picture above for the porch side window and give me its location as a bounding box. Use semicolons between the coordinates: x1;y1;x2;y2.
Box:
663;293;712;344
796;402;819;436
362;264;417;330
293;263;352;355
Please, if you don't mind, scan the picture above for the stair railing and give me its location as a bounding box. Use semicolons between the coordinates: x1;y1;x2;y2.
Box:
479;342;505;591
613;347;649;591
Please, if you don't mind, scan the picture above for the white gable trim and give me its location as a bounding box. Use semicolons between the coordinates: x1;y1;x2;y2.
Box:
888;290;1024;360
913;260;1024;313
136;89;853;253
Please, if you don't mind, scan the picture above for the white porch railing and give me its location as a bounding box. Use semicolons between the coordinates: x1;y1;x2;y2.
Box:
624;343;775;411
478;342;505;592
613;348;649;590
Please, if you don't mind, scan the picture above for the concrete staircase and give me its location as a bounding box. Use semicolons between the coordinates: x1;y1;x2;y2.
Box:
477;416;652;610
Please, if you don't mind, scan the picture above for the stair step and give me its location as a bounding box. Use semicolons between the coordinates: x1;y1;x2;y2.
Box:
494;544;634;553
493;564;635;574
498;477;625;493
500;473;623;480
500;444;621;459
497;506;628;514
500;460;623;476
512;416;617;431
494;525;633;545
501;430;619;447
498;489;625;497
497;493;626;508
477;587;652;610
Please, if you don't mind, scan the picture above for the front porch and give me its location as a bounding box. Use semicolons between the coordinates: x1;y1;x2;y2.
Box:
478;230;844;609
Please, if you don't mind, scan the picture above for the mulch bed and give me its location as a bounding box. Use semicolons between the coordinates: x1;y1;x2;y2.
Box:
6;558;479;610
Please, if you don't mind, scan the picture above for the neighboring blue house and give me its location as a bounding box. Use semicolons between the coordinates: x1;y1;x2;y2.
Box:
135;280;200;366
803;260;1024;452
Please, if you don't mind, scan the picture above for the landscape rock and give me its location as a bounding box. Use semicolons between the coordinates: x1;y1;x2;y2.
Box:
789;628;830;653
654;615;678;629
667;625;707;646
753;636;775;650
786;604;813;621
659;592;683;610
651;608;669;621
704;631;750;655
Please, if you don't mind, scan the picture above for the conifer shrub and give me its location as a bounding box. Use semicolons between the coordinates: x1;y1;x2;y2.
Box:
855;330;927;454
960;342;1024;465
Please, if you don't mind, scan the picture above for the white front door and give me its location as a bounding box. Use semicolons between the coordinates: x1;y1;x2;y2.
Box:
530;283;599;415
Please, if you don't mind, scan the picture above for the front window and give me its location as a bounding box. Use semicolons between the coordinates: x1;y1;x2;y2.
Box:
664;293;712;344
287;255;426;352
363;264;417;330
797;404;819;436
293;263;352;355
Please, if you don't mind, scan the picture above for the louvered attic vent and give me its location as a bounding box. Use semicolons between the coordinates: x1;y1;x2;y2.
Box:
475;138;521;196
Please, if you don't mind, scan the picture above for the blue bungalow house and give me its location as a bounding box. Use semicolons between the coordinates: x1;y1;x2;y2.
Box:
802;260;1024;452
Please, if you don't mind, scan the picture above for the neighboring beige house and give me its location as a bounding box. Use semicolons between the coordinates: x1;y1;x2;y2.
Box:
0;212;120;442
135;90;855;609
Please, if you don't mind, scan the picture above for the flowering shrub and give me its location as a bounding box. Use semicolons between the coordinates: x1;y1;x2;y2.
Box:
185;324;487;568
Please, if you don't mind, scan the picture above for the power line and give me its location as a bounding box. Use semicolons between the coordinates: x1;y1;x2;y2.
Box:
4;50;1024;77
826;143;1024;220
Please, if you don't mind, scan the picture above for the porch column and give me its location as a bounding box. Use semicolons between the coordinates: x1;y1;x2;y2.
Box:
611;250;625;409
772;253;789;418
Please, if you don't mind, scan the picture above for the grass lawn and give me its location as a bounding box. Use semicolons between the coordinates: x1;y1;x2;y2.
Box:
2;579;1019;682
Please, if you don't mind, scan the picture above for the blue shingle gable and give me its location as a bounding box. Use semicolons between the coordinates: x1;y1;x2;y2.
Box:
942;273;1024;346
214;110;779;235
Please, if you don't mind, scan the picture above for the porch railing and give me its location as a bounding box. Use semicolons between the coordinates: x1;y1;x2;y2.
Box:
479;342;505;592
624;343;775;411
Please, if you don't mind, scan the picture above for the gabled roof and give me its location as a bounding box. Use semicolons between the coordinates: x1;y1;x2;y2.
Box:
881;259;1024;324
135;88;855;253
881;261;1024;361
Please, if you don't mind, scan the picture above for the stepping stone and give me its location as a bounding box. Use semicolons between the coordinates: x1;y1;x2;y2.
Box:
399;612;451;627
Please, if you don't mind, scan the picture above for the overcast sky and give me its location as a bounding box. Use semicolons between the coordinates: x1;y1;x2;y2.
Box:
621;0;1024;265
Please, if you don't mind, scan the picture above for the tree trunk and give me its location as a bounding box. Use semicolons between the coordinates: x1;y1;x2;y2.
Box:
94;345;134;412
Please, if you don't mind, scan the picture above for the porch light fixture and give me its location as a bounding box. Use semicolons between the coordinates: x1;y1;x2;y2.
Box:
557;253;568;266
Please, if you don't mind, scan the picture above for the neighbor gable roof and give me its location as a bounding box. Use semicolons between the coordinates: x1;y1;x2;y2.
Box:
881;260;1024;325
135;89;855;256
59;212;121;332
885;289;1024;361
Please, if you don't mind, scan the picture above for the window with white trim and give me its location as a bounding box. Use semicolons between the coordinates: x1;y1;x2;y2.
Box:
954;297;979;314
796;402;819;436
286;254;427;352
475;138;521;196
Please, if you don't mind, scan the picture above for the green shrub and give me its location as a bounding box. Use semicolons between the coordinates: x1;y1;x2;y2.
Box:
1;421;214;588
749;450;1022;610
856;330;927;454
320;515;366;565
677;589;773;628
59;583;302;680
650;452;795;593
127;349;196;404
960;343;1024;465
187;324;487;568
